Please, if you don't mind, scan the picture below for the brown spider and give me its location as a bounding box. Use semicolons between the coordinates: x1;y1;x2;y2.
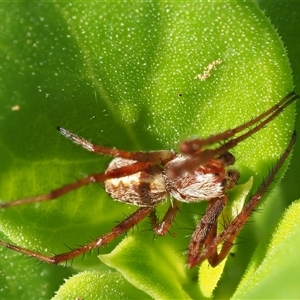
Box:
0;92;298;268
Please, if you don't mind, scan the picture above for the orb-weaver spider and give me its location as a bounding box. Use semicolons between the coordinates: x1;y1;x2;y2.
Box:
0;92;298;268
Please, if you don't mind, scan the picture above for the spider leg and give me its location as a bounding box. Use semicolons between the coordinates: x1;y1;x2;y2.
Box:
149;199;181;235
58;127;175;164
180;92;298;154
0;161;156;208
204;218;218;265
169;92;298;177
0;206;154;264
188;196;228;268
189;131;296;268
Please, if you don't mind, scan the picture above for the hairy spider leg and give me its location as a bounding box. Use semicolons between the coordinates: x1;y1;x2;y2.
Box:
188;131;297;267
204;213;219;266
187;196;228;267
168;92;299;178
0;160;158;209
58;127;176;164
180;92;298;155
0;196;181;264
0;206;154;264
149;199;182;235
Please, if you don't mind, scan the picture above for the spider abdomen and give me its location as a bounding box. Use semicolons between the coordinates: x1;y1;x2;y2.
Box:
104;157;167;206
164;156;226;202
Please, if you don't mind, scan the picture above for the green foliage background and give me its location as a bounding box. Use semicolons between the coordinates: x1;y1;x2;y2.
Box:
0;1;299;299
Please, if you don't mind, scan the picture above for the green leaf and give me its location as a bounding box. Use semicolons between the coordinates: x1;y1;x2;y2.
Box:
99;234;193;300
0;2;298;299
0;231;73;300
53;270;151;300
233;200;300;299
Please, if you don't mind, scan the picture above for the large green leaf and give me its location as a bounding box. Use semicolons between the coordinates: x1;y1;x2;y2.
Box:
0;1;298;299
233;200;300;299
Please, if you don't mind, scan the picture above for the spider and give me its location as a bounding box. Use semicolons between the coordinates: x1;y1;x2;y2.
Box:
0;92;298;268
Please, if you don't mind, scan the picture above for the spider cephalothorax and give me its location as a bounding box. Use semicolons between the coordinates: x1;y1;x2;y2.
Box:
0;92;298;268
